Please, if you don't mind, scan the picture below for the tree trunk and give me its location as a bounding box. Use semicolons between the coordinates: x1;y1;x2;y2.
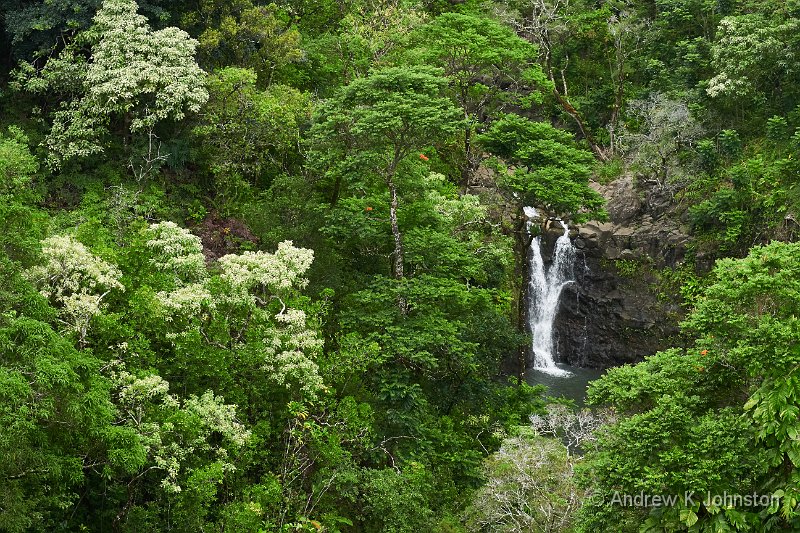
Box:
551;87;608;162
461;124;472;191
388;177;408;314
329;173;342;206
388;178;404;280
542;54;607;162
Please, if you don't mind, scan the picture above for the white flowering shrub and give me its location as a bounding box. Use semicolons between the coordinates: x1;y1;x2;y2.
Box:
145;221;206;281
28;235;124;341
44;0;208;167
113;370;251;494
89;0;208;132
219;240;314;301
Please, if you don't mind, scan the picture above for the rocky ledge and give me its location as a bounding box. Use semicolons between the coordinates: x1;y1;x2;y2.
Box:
553;174;689;368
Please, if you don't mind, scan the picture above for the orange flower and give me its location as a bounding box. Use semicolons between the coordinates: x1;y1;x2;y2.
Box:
700;349;708;356
365;206;373;211
419;153;429;161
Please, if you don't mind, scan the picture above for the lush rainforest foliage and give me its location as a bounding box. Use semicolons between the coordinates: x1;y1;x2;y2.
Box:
2;0;800;531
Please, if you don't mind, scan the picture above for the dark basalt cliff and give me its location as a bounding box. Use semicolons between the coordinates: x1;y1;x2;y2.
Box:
552;174;689;368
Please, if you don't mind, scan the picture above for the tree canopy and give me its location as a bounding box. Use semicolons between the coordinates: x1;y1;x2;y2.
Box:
2;0;800;530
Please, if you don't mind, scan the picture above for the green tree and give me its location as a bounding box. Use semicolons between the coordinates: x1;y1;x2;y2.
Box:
0;315;117;532
0;127;45;262
506;0;619;159
193;67;312;191
479;113;605;221
194;1;303;86
308;65;462;284
414;12;547;187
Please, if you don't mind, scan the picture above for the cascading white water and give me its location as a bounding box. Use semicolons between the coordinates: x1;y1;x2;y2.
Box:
524;207;574;377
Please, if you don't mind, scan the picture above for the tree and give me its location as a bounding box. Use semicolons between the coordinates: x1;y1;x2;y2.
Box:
0;127;44;262
506;0;613;160
142;221;323;401
0;0;101;59
0;316;117;532
195;1;304;86
308;66;462;285
27;234;124;346
479;113;606;221
618;93;703;202
0;0;177;59
464;430;582;533
193;67;312;188
706;13;800;114
15;0;208;168
415;12;548;187
339;0;427;77
106;370;250;527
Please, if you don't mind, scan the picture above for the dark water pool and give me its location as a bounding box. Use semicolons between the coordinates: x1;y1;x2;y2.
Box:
526;364;606;405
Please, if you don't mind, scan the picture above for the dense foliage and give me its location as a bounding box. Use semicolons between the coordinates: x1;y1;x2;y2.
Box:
2;0;800;530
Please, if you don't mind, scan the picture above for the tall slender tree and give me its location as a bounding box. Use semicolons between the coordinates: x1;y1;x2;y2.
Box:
308;66;462;289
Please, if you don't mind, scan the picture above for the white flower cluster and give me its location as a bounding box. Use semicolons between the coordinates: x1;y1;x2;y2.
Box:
116;371;179;415
145;221;206;280
28;234;124;338
219;240;314;298
113;370;251;494
145;221;211;316
158;282;216;319
262;308;325;398
184;391;252;449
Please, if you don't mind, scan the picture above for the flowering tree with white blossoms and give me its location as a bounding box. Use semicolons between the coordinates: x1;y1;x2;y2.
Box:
144;221;215;318
33;0;209;168
706;14;800;104
27;234;124;345
111;369;251;497
143;221;325;400
145;221;207;282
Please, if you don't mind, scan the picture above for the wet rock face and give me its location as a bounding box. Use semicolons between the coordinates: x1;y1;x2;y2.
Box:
551;174;688;368
554;252;682;368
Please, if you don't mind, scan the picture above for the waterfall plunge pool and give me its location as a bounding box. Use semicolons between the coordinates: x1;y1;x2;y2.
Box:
527;365;606;406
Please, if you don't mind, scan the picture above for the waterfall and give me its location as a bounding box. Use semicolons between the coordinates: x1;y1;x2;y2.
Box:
525;207;574;377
